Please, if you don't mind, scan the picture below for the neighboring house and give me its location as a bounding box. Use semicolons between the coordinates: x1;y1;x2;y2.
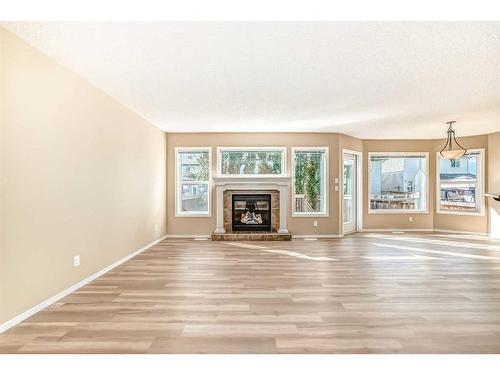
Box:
439;156;478;210
439;156;476;181
179;153;202;179
371;157;424;195
179;153;208;211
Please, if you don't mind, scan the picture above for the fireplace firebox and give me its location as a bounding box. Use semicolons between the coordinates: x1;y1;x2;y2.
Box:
232;194;272;232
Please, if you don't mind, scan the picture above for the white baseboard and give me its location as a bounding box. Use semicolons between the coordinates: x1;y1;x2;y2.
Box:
363;228;492;236
433;228;489;236
362;228;434;232
164;234;211;239
293;234;344;239
0;235;167;334
165;230;495;238
170;234;346;239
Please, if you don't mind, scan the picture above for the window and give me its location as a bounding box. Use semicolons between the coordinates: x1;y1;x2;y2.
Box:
369;153;428;212
175;147;211;216
217;147;286;177
292;147;328;216
437;149;484;215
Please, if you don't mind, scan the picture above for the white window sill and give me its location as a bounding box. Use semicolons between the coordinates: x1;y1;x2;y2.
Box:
368;210;429;215
215;174;287;179
175;213;211;218
436;210;485;217
292;213;329;218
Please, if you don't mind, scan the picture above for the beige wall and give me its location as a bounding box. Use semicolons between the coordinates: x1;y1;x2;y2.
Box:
339;134;364;153
0;27;5;283
488;132;500;237
0;28;167;325
167;133;343;236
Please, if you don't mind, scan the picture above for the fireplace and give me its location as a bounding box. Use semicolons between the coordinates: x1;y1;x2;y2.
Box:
232;194;272;232
213;178;290;237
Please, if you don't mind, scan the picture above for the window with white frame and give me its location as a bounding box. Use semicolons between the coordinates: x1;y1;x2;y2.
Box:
369;153;428;212
292;147;328;215
176;147;211;216
217;147;286;177
437;150;484;215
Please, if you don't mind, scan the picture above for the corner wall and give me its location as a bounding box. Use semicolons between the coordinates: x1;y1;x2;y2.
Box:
488;132;500;237
0;28;167;325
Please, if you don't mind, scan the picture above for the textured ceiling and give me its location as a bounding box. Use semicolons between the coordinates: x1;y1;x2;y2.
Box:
3;22;500;138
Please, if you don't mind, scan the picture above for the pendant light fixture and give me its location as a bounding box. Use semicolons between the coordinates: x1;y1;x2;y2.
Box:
439;121;467;160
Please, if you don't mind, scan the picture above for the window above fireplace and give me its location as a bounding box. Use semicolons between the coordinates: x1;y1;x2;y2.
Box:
217;147;287;178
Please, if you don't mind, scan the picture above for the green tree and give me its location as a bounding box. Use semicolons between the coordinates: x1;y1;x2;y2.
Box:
220;152;244;174
227;152;244;174
197;152;209;180
269;152;282;174
294;153;306;194
343;163;351;194
184;151;209;181
243;152;257;174
221;152;230;174
257;152;273;174
304;153;321;210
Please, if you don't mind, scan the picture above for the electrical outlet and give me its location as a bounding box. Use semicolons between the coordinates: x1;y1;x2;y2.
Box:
73;255;80;268
313;220;318;227
155;224;158;232
409;216;413;223
334;177;339;183
334;185;339;191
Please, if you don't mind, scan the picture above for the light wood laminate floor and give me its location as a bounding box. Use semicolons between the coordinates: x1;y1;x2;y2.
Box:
2;232;500;353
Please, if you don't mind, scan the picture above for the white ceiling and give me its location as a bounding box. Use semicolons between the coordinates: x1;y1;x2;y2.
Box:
3;22;500;139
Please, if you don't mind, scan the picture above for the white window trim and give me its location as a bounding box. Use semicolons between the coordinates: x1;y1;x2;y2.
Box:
435;148;485;216
216;146;287;178
368;151;429;214
175;146;212;217
291;146;329;217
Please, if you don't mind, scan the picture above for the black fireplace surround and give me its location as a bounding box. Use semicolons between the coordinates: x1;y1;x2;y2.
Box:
232;194;271;232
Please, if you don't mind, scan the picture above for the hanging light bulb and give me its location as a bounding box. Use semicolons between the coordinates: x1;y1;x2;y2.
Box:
439;121;467;160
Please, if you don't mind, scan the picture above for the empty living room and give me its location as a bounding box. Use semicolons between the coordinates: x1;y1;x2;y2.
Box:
2;1;500;373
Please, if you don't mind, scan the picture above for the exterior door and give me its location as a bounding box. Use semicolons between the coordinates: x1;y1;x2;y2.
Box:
343;153;357;234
